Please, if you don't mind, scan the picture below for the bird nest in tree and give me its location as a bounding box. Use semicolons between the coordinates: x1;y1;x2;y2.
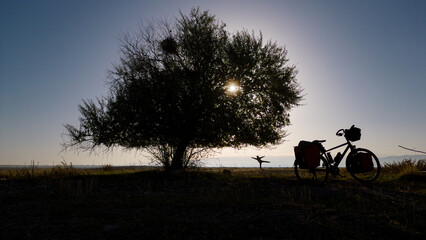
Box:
160;37;178;55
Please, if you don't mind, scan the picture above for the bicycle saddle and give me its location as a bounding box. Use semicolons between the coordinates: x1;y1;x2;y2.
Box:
313;140;326;143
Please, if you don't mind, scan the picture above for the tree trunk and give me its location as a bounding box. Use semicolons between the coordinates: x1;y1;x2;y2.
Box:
170;144;187;170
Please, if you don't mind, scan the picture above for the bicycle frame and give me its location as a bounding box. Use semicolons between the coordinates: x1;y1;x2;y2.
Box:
321;139;356;167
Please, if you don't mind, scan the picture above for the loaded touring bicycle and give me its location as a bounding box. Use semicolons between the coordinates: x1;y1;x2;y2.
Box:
294;125;381;183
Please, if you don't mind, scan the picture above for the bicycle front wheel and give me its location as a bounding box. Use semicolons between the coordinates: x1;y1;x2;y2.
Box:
346;148;380;183
294;155;329;183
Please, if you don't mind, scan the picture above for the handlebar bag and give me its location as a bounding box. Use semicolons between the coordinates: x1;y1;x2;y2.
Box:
345;127;361;141
294;141;320;169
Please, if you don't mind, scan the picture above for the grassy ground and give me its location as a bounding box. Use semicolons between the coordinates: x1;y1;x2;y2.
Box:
0;161;425;239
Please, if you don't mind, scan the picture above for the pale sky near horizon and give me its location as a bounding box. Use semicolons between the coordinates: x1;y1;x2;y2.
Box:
1;0;425;167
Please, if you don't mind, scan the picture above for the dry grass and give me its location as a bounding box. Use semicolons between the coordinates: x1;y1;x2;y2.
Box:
0;165;425;239
1;167;425;239
382;159;426;181
383;159;426;172
2;158;424;182
0;161;145;181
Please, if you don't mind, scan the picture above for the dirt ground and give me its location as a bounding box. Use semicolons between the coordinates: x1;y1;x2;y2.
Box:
1;169;425;239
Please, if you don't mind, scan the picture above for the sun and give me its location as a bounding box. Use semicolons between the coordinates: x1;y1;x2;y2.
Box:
226;81;240;95
228;84;238;93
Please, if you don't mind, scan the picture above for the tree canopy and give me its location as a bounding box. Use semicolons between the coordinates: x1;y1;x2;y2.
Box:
63;8;302;170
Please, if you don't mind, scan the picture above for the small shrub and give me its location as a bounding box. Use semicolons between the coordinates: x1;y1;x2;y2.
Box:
102;164;114;172
415;159;426;171
46;160;82;179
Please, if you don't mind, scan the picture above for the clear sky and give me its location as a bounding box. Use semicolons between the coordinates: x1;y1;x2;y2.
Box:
1;0;425;167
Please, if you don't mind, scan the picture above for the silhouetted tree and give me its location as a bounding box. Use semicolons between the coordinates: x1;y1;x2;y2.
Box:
252;155;270;169
63;8;302;170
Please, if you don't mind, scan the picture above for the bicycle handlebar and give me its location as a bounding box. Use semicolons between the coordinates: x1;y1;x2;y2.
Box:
336;125;356;137
336;129;344;136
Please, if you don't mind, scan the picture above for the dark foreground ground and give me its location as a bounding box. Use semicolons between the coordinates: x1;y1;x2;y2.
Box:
1;168;425;239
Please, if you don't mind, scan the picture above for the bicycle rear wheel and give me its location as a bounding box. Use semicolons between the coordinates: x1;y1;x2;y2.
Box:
346;148;380;183
294;155;329;183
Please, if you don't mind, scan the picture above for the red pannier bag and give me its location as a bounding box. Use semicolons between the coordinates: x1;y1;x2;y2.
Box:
294;141;321;169
352;152;374;173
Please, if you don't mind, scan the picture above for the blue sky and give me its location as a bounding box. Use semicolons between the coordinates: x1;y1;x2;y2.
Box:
1;0;425;167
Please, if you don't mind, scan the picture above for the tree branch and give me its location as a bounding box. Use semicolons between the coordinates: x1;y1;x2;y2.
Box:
398;145;426;155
